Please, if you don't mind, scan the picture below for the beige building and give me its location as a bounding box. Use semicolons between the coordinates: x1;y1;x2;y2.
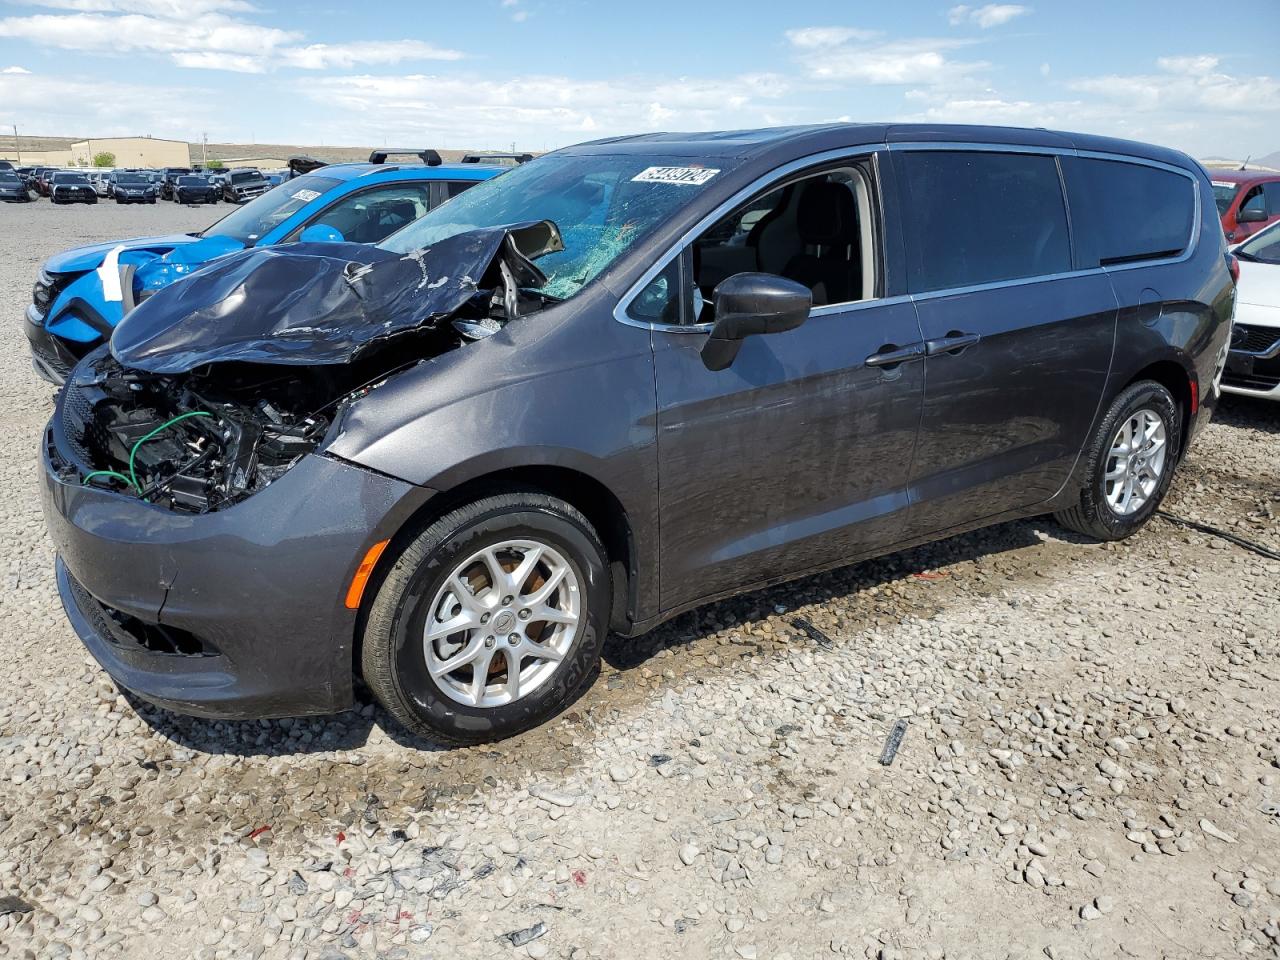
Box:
0;148;72;166
69;137;190;168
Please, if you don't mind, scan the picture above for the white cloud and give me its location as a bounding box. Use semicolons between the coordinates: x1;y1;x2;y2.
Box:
948;4;1030;28
2;65;32;74
25;0;258;13
784;28;986;86
295;71;792;148
1069;54;1280;114
0;69;220;137
904;55;1280;155
279;41;462;70
0;8;463;72
784;27;879;48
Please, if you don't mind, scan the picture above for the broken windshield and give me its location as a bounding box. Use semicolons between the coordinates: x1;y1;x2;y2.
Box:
380;154;736;300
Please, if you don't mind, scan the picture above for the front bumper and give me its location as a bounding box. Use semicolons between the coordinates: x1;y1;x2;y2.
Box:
25;303;79;385
1222;318;1280;400
43;421;432;720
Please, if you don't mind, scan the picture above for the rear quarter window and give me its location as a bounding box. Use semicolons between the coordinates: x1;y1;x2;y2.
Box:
1063;157;1195;267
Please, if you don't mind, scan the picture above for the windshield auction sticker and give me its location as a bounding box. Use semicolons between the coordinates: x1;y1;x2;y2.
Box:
291;189;322;202
631;166;720;186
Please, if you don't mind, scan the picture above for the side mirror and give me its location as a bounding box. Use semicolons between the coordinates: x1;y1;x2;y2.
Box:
1238;207;1268;224
701;272;811;371
299;223;345;243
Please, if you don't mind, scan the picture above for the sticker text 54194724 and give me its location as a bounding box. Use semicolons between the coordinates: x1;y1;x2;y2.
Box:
631;166;721;186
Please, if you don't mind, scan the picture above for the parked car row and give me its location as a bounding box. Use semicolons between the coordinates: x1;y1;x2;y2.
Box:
27;126;1235;746
1;165;286;205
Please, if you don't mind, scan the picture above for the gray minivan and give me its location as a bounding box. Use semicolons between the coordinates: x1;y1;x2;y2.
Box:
43;124;1234;744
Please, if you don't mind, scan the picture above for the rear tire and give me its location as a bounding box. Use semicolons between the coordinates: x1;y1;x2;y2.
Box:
1054;379;1181;541
361;492;610;745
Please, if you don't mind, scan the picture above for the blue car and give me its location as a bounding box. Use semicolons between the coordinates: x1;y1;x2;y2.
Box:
25;150;507;383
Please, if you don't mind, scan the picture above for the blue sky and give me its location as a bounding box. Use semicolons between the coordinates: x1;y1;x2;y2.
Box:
0;0;1276;158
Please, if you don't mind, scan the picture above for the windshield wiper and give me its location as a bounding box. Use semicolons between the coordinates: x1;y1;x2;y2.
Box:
1234;251;1259;262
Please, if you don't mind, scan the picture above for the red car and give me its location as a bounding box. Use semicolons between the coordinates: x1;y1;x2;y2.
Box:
1210;169;1280;242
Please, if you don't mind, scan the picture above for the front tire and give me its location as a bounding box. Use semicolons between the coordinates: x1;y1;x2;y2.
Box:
1055;379;1181;540
361;492;610;745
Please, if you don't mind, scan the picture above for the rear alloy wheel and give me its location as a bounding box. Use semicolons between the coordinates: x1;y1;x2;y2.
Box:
1055;380;1181;540
361;492;609;744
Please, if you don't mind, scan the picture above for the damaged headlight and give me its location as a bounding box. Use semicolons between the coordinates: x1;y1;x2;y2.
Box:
33;268;72;319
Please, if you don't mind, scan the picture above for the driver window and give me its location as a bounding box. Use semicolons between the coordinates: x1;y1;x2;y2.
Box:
691;164;877;320
625;161;878;327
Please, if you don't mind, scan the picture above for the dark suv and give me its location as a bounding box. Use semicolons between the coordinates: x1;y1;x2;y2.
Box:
42;124;1234;745
158;167;193;201
221;168;270;203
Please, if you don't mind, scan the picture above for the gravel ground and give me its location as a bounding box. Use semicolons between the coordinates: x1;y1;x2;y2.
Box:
1;202;1279;960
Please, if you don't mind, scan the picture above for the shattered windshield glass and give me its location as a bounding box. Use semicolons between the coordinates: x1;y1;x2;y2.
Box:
380;154;736;300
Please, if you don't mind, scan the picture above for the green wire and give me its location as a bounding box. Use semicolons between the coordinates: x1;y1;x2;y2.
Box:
127;411;214;493
79;410;215;494
81;469;136;490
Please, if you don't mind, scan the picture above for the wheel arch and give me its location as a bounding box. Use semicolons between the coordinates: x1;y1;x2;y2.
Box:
351;463;638;681
1121;358;1195;458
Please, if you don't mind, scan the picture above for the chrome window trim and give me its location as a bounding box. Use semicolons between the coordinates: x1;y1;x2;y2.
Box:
614;140;1203;333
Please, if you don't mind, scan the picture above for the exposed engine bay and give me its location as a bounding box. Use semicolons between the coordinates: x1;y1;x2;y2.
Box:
51;222;562;513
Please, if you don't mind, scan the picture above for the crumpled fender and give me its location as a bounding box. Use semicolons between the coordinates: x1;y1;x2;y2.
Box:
110;221;562;373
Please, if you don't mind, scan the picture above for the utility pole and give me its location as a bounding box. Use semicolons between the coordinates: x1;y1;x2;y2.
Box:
12;125;20;166
201;131;208;168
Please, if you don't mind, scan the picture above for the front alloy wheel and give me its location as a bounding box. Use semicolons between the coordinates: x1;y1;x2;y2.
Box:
424;539;581;708
361;491;609;744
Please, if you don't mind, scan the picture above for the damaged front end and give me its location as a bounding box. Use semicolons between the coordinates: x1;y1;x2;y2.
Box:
50;221;562;513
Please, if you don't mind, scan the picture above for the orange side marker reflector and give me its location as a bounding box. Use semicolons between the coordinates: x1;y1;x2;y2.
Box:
345;539;390;610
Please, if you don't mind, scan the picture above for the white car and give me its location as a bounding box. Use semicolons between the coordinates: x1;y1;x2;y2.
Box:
1224;220;1280;399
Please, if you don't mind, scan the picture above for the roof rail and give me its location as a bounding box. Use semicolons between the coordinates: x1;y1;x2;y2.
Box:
368;148;442;166
460;152;534;166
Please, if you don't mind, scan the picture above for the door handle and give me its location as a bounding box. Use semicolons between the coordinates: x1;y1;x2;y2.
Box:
865;342;927;368
925;332;981;356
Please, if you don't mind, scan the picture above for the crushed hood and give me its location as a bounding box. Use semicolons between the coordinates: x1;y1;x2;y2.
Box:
44;234;199;274
109;221;562;374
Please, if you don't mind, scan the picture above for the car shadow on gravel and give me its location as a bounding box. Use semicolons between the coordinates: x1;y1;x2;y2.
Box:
124;670;602;759
124;517;1057;756
603;516;1055;672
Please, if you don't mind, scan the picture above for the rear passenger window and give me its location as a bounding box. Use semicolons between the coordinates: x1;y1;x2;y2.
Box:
1063;158;1194;267
898;151;1071;293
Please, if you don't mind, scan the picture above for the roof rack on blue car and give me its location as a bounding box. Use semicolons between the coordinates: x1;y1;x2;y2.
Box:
368;148;443;166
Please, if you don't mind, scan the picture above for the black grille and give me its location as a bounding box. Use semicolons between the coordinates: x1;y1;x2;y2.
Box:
59;381;94;468
67;572;215;658
1231;323;1280;355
